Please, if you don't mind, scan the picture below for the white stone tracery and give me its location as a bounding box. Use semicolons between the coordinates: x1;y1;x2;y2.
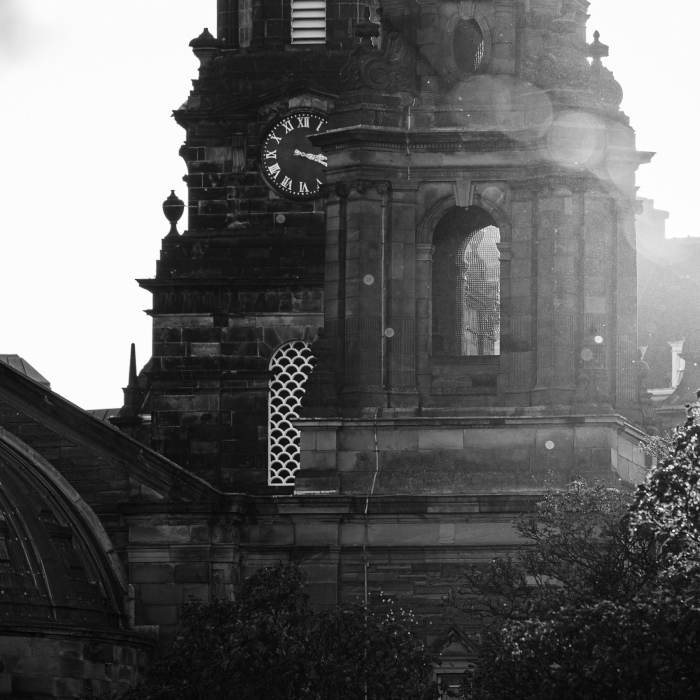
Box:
268;340;314;486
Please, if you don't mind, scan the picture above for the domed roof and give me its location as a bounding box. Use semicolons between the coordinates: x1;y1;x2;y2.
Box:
0;429;127;630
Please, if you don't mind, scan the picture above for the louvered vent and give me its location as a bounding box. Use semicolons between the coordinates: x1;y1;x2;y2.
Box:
291;0;326;44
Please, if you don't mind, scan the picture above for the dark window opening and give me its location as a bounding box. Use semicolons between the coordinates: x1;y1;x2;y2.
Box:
432;206;500;357
454;19;484;74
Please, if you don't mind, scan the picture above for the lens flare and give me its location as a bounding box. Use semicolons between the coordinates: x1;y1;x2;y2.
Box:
547;111;605;167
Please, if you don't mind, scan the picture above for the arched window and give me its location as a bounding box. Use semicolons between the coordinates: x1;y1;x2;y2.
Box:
453;19;484;74
268;340;314;486
432;206;500;357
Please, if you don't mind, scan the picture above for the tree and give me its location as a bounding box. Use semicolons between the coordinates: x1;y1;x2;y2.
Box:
450;398;700;699
94;562;440;700
631;395;700;580
448;481;659;624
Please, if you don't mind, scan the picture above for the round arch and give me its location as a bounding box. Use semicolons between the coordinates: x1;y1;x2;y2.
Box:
417;193;512;246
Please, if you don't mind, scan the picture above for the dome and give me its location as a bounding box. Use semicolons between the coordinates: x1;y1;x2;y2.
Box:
0;434;125;629
0;429;153;697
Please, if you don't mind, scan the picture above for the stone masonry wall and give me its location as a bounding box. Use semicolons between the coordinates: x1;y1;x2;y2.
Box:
0;632;152;699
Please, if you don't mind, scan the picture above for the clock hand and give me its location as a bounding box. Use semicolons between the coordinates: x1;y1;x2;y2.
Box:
293;149;328;167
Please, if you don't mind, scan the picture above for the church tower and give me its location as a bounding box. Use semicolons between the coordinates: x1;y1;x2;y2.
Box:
138;0;651;499
295;0;652;495
138;0;358;490
127;0;653;655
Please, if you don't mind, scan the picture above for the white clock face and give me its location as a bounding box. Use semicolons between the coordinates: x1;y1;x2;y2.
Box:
260;111;328;201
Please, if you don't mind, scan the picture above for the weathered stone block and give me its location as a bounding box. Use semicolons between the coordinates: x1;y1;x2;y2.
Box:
129;563;174;584
174;562;210;583
337;429;375;451
418;429;464;450
296;522;338;545
377;430;419;451
129;525;192;544
138;604;178;626
139;584;184;606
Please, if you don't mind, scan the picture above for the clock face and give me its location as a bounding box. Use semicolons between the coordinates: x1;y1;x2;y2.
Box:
260;110;328;201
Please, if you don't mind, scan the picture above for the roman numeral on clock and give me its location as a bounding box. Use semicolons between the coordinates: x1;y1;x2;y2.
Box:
264;150;277;160
268;162;281;179
281;176;292;189
299;182;309;194
296;116;310;129
269;133;282;144
280;119;294;134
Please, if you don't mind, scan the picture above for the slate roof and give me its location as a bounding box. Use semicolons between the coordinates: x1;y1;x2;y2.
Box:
0;355;50;388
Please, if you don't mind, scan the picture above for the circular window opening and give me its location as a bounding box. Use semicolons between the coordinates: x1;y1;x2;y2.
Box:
453;19;484;74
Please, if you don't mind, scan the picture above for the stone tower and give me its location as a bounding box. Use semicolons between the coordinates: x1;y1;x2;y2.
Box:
137;0;651;499
296;0;652;495
122;0;653;663
137;2;358;490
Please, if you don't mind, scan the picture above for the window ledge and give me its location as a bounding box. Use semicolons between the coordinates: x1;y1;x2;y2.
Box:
431;355;500;365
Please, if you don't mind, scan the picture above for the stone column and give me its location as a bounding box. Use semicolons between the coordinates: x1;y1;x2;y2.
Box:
415;243;434;406
492;0;517;74
338;182;389;412
217;0;239;48
386;183;420;408
506;185;536;401
576;188;613;406
532;180;579;405
322;186;346;403
614;199;639;407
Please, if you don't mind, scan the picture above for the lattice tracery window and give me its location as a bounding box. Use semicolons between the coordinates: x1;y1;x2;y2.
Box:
268;341;315;486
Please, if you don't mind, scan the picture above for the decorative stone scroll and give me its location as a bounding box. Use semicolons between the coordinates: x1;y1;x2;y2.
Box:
340;6;415;92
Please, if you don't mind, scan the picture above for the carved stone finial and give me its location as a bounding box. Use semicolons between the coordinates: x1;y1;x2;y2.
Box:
588;30;609;66
189;28;222;49
163;190;185;237
189;28;223;73
354;6;380;49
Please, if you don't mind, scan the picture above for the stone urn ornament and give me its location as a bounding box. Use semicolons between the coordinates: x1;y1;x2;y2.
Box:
163;190;185;236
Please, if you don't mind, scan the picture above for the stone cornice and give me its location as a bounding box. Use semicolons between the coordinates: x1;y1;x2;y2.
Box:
139;277;324;291
311;126;519;152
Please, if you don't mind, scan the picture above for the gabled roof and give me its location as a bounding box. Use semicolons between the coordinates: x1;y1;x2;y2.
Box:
0;354;50;388
430;625;480;658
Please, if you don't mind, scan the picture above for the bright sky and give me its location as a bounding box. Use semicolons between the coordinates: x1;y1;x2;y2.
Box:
0;0;697;409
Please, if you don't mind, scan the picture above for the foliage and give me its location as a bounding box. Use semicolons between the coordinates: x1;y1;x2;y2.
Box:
450;399;700;699
473;594;700;700
631;397;700;580
635;432;673;463
447;481;659;624
92;562;440;700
